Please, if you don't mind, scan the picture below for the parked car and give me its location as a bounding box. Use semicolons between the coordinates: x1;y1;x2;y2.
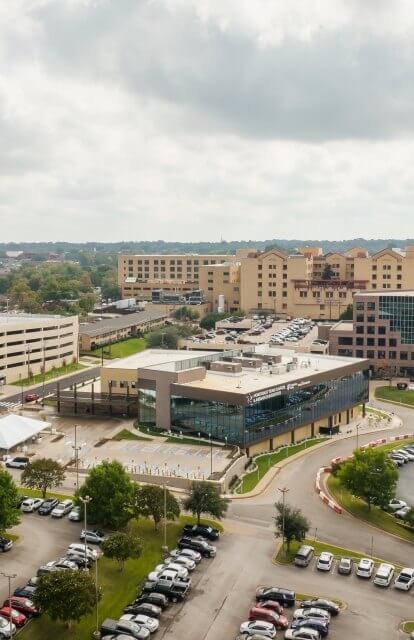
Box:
21;498;43;513
293;608;331;623
124;603;162;619
0;607;27;627
316;552;333;572
2;598;38;617
164;555;195;572
0;616;16;638
182;524;220;540
38;498;59;516
294;545;314;567
13;586;37;600
394;567;414;591
373;563;395;587
0;538;13;553
337;557;352;575
255;587;295;608
356;558;374;578
177;537;216;557
142;578;189;602
395;506;411;519
154;563;188;580
134;593;169;610
120;614;159;633
300;598;339;616
239;620;276;638
100;618;150;640
68;506;82;522
388;499;408;512
169;548;201;564
291;618;328;638
285;628;321;640
65;552;91;569
51;500;73;518
80;529;106;544
257;600;284;615
67;543;99;560
248;606;288;630
5;457;29;470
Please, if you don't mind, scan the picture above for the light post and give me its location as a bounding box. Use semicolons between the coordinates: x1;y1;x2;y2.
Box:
278;486;289;556
94;552;100;639
80;495;92;570
370;535;374;559
72;424;82;491
27;346;32;381
162;482;169;554
0;571;16;636
356;422;361;450
19;373;23;405
209;431;213;477
41;340;46;402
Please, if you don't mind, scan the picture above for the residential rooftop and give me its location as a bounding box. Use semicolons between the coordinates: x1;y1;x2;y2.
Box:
79;310;168;337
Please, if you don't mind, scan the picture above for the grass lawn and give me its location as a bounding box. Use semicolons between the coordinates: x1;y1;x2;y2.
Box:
20;515;222;640
88;337;147;360
12;363;86;387
236;438;326;494
365;406;390;419
18;487;73;501
135;423;225;447
112;429;152;442
327;474;414;544
402;621;414;633
375;385;414;406
275;537;399;568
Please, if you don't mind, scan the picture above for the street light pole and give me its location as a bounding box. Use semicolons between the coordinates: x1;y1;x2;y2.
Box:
80;495;92;570
0;571;16;636
278;486;290;556
72;424;81;491
42;340;46;402
356;422;360;450
210;432;213;477
162;482;168;554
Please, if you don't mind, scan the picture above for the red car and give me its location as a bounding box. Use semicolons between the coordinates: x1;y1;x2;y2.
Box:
25;393;40;403
259;600;285;615
3;598;39;617
249;606;289;630
0;607;27;627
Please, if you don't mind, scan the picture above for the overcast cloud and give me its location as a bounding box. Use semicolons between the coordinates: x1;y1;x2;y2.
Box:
1;0;414;242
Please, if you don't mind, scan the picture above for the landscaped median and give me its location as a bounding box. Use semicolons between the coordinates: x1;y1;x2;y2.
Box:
401;621;414;635
12;362;86;387
236;438;326;494
19;515;222;640
375;385;414;407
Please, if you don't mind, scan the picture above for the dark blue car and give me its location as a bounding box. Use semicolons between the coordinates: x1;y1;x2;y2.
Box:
291;618;329;638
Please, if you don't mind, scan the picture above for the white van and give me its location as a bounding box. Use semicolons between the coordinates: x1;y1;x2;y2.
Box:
374;563;395;587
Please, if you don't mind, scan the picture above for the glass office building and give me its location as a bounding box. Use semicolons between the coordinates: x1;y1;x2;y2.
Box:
379;295;414;344
170;370;369;446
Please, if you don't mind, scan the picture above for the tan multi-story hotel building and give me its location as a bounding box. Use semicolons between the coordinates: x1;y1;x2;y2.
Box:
0;314;79;384
119;246;414;320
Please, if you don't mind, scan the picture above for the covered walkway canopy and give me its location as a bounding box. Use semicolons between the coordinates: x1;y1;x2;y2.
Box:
0;414;50;450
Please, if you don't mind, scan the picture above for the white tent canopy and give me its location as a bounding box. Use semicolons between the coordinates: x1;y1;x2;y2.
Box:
0;414;51;450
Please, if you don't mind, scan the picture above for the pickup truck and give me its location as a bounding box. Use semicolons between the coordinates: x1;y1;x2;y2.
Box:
142;578;190;602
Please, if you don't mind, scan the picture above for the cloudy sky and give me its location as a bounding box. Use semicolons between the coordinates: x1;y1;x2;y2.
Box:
2;0;414;242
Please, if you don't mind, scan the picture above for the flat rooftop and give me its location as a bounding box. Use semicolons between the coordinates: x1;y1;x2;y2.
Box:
332;321;354;332
79;310;168;337
103;349;222;371
357;290;414;297
0;313;68;324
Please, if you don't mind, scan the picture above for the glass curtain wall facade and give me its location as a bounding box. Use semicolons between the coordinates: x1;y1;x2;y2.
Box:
379;295;414;344
138;388;157;426
170;370;369;445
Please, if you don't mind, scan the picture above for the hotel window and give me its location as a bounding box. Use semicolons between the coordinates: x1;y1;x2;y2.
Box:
367;350;375;358
401;351;408;360
356;350;364;358
378;351;386;359
299;291;308;298
356;337;364;345
367;315;375;323
283;292;287;297
397;265;402;271
367;326;375;335
356;302;364;310
389;351;397;359
367;302;376;310
367;338;375;346
356;325;364;334
356;314;364;322
389;338;397;347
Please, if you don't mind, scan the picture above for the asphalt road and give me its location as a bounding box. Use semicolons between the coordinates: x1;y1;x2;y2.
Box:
3;366;100;404
161;521;411;640
0;513;82;602
227;401;414;566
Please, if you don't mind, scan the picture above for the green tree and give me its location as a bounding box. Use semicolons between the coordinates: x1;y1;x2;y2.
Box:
133;484;180;529
184;481;229;525
76;460;135;528
199;312;229;331
338;448;398;510
322;263;335;280
34;570;99;629
172;306;199;322
339;304;353;320
274;502;310;551
21;457;66;499
101;530;142;571
0;468;20;532
403;507;414;529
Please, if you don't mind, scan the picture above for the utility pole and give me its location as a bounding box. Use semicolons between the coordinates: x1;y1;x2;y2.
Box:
278;486;290;556
80;495;92;569
0;571;16;636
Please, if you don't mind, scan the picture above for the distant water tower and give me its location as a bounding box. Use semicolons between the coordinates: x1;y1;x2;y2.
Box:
217;294;225;313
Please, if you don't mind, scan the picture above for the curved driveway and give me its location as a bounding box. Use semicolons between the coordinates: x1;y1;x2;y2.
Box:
227;400;414;566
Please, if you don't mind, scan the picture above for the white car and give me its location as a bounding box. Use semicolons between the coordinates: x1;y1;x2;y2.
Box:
80;529;106;544
285;629;321;640
394;567;414;591
21;498;43;512
0;616;16;638
373;563;395;587
51;500;73;518
165;555;195;571
356;558;374;578
120;614;159;633
239;620;276;638
169;547;201;563
316;552;334;572
293;608;331;623
397;449;414;461
68;506;82;522
395;506;411;519
67;543;99;560
155;562;188;579
388;499;408;512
